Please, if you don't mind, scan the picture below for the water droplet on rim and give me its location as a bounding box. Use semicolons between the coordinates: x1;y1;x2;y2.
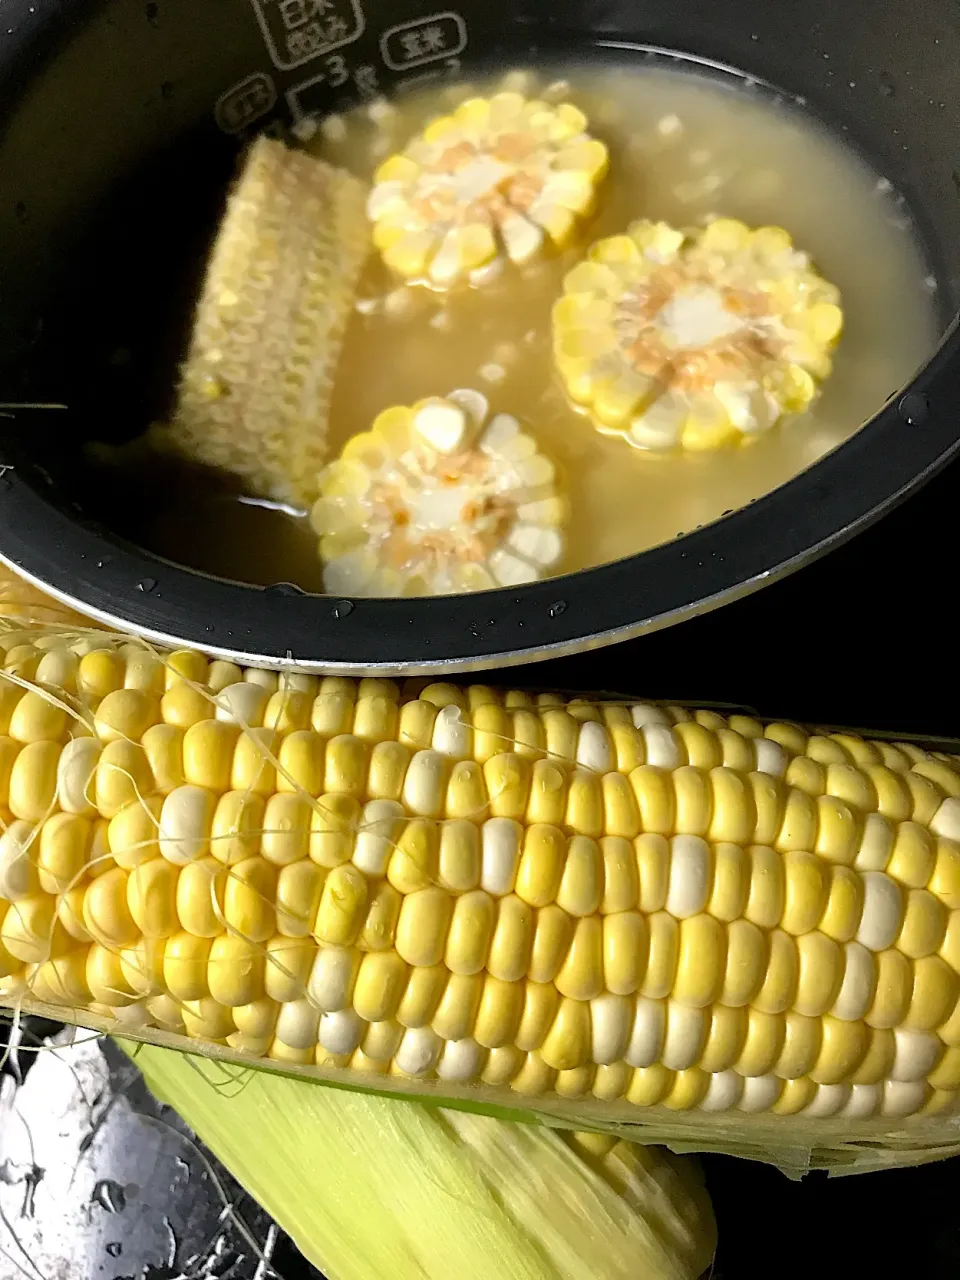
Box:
333;599;355;618
137;577;157;593
898;391;930;426
548;600;568;618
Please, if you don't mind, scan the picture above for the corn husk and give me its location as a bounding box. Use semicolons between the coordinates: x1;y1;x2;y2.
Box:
127;1041;715;1280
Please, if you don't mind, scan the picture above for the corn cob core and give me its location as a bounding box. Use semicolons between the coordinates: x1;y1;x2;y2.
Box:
166;137;370;506
553;218;843;452
3;637;960;1123
368;92;609;289
310;390;567;595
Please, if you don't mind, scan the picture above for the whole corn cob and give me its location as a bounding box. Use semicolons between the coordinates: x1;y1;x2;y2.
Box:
133;1040;715;1280
164;136;370;506
4;626;960;1166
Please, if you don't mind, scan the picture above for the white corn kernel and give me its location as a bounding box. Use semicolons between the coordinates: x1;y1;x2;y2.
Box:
352;800;405;877
396;1025;442;1076
159;786;215;865
831;942;875;1022
665;835;711;919
700;1070;743;1112
856;872;903;951
882;1080;927;1117
437;1037;485;1082
307;947;356;1012
481;818;522;896
891;1028;941;1083
625;996;666;1068
642;725;680;769
432;704;471;759
576;721;612;773
275;998;320;1050
590;993;631;1065
754;739;788;779
319;1008;364;1055
215;682;269;727
737;1074;781;1113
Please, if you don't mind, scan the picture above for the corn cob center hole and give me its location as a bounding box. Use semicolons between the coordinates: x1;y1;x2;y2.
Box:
83;62;935;593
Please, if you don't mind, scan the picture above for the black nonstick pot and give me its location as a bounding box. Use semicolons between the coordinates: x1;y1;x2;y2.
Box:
0;0;958;675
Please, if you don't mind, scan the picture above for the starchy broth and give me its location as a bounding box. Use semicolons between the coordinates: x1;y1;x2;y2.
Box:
132;63;938;592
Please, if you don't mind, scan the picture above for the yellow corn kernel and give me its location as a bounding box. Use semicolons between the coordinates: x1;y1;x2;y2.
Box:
513;823;564;909
707;769;755;845
309;794;360;868
794;931;843;1017
716;729;754;773
720;918;767;1006
865;948;913;1029
754;930;799;1015
433;972;483;1042
786;755;826;798
851;1027;895;1084
37;811;91;893
704;842;747;922
700;1005;747;1073
444;760;488;820
674;722;721;771
898;889;947;959
775;1012;822;1078
597;910;646;996
181;721;237;794
806;735;848;766
231;728;277;795
387;818;439;894
540;996;591;1071
811;1015;868;1085
182;997;235;1041
671;766;711;836
818;865;864;943
108;795;164;869
118;935;166;996
176;856;225;937
905;772;943;827
78;649;124;700
486;893;534;983
928;1045;960;1090
748;772;784;845
355;877;398;951
467;703;509;765
825;762;876;813
781;849;829;936
599;836;639;913
513;979;559;1053
321;734;366;799
913;757;960;797
509;709;543;761
164;930;212;1001
736;1009;785;1077
905;955;958;1031
744;844;785;929
775;788;818;853
311;691;354;739
398;700;438;752
359;1020;403;1064
222;856;277;943
484;753;531;822
941;911;960;971
445;889;496;975
635;833;669;913
556;834;603;917
598;772;638;839
555;1065;595;1098
588;1062;628;1101
161;681;211;730
1;895;58;964
607;720;644;774
525;760;569;826
96;739;155;820
930;839;960;909
772;1077;816;1114
556;915;603;1001
87;943;139;1006
315;862;367;947
276;731;325;796
9;739;61;821
126;858;179;938
82;865;139;948
57;884;91;942
9;690;69;745
863;765;911;823
626;767;672;836
141;723;185;794
421;823;474;898
210;791;264;866
672;913;725;1008
163;650;208;689
396;963;447;1029
31;950;91;1005
627;1064;674;1107
640;911;680;1001
539;708;578;765
208;934;265;1006
363;736;409;794
350;951;408;1023
763;722;806;757
474;974;523;1049
259;793;311;868
263;689;313;736
887;821;936;889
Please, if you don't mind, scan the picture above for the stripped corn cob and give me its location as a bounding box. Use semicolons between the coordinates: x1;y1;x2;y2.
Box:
553;218;843;451
164;137;370;506
310;389;567;594
368;92;609;289
4;632;960;1144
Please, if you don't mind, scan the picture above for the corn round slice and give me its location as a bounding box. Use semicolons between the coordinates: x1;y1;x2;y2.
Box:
368;92;609;289
168;137;370;506
310;391;567;596
552;218;843;453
